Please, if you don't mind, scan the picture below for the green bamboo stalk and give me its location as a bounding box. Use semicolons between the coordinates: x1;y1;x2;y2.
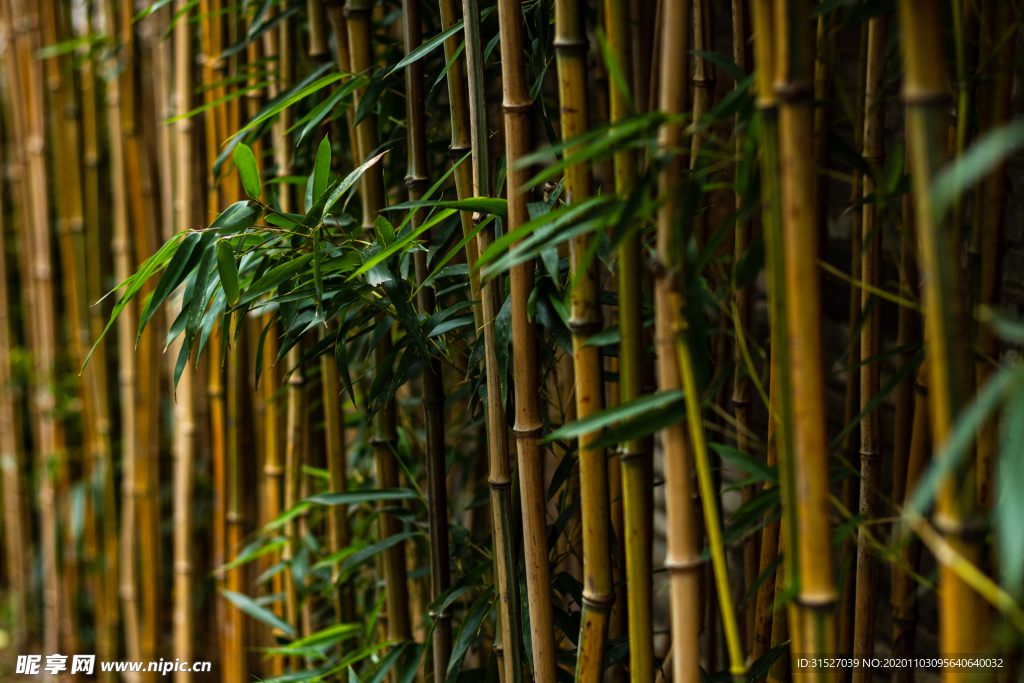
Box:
602;0;653;679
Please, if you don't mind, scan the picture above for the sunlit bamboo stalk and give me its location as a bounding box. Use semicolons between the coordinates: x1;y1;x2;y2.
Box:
283;347;304;670
656;3;701;683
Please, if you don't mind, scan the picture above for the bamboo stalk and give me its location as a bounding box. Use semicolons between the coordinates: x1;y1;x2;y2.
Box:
656;3;701;683
79;3;118;674
225;322;247;683
9;0;62;661
775;0;838;667
347;0;414;650
283;347;304;671
261;320;285;677
552;4;614;682
897;0;977;674
117;0;163;671
729;0;757;655
975;1;1016;510
495;1;557;682
851;15;889;681
0;72;27;656
403;0;454;674
838;23;869;661
99;0;142;669
601;0;653;679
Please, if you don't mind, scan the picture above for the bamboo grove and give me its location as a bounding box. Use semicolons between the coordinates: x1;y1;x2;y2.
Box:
3;0;1024;682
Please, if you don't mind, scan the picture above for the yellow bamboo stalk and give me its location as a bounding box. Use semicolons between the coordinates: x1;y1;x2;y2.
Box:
775;0;838;668
553;3;614;681
897;0;977;674
283;348;304;671
657;3;701;683
496;1;556;681
10;0;62;660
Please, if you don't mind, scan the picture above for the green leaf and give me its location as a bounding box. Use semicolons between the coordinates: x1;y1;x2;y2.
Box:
353;68;387;128
365;644;409;683
349;209;458;280
312;135;332;203
313;230;324;311
389;18;467;76
217;240;241;305
138;231;211;342
588;398;686;451
322;150;390;218
220;588;296;638
234;143;262;199
931;120;1024;219
305;488;418;506
186;244;218;348
433;40;466;90
998;381;1024;601
446;587;495;683
237;254;315;306
340;530;419;575
254;317;273;389
709;443;778;484
543;389;684;443
747;642;789;683
385;197;509;219
691;49;747;84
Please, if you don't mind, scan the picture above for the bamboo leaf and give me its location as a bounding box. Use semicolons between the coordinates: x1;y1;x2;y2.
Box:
385;197;509;219
544;390;684;443
312;135;332;203
217;241;241;306
238;254;315;306
340;530;419;574
433;40;466;90
709;443;778;484
186;245;218;348
138;231;210;341
254;317;274;389
747;642;789;683
931;120;1024;218
220;589;296;639
998;382;1024;600
389;17;470;76
322;150;390;218
353;68;387;128
446;587;495;683
234;143;262;199
305;488;418;506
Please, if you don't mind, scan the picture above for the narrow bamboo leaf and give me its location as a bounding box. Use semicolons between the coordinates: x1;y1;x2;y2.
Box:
588;399;686;451
446;588;495;683
389;19;467;75
313;230;324;310
906;364;1021;517
596;28;635;114
138;231;209;340
932;120;1024;218
322;151;390;218
418;216;491;291
220;588;296;638
381;277;431;362
543;389;684;443
173;339;190;391
240;72;345;136
238;254;315;306
221;5;300;58
998;383;1024;600
709;443;778;484
495;294;511;407
747;642;789;683
311;135;332;204
306;488;418;506
830;349;924;451
365;644;408;683
433;40;466;90
340;530;419;574
254;317;274;389
217;241;241;305
690;49;746;84
234;143;262;199
396;644;425;683
386;197;508;220
350;209;457;280
213;200;264;234
353;68;387;128
186;245;217;346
